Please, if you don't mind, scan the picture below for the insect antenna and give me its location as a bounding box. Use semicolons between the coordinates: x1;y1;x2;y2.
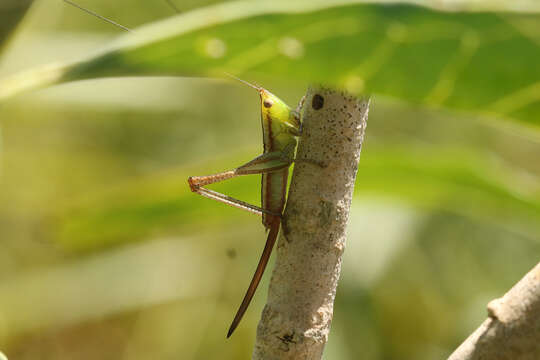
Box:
224;72;261;91
63;0;132;32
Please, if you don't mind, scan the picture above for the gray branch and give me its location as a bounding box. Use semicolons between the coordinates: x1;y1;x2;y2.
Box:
253;86;370;359
448;261;540;360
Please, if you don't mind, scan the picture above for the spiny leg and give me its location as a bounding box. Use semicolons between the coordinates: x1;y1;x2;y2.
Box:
188;170;237;191
188;151;292;217
293;95;306;135
293;95;306;119
194;187;281;217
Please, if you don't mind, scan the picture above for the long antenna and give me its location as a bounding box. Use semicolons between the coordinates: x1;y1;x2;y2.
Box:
164;0;181;13
224;73;261;91
63;0;132;32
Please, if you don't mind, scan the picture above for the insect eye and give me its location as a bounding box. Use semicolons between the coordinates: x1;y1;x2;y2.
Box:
263;99;273;108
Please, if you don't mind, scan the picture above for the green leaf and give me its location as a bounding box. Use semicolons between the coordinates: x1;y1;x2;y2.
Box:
1;0;540;129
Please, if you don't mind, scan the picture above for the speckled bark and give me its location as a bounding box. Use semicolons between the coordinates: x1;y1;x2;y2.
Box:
448;262;540;360
252;86;370;360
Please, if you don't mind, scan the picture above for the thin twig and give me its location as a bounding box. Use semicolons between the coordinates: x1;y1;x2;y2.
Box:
448;262;540;360
253;86;370;359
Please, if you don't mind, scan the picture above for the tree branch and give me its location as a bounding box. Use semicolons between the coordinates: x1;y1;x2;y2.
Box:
448;261;540;360
253;86;370;359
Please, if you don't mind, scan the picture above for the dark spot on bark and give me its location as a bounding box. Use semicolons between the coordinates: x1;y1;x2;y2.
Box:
277;331;297;351
312;94;324;110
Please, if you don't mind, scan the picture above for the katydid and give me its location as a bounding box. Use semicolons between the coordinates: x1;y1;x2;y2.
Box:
61;0;306;338
188;75;304;337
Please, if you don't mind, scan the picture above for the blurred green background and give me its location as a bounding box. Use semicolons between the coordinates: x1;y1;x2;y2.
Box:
0;0;539;359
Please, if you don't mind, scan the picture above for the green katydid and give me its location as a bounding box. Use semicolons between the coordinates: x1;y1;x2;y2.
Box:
188;75;305;337
62;0;307;338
